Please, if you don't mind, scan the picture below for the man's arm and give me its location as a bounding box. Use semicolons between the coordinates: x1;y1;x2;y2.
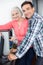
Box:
8;17;43;61
15;18;42;58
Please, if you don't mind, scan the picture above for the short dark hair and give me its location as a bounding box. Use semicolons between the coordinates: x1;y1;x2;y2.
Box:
21;1;34;8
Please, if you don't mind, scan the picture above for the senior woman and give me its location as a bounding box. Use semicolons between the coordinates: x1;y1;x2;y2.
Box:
0;7;29;65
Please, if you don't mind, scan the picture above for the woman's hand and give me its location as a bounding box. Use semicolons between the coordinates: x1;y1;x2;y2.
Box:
9;36;16;41
0;32;2;36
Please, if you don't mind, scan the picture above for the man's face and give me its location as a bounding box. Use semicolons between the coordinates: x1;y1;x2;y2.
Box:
22;4;35;19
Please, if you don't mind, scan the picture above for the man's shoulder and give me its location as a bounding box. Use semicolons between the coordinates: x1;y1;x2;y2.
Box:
34;12;43;20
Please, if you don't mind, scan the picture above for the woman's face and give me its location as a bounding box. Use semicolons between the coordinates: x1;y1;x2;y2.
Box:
11;10;22;20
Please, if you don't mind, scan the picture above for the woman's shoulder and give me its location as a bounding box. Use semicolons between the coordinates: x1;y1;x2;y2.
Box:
11;20;17;23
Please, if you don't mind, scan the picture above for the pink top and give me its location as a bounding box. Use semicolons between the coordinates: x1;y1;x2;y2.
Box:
0;19;28;44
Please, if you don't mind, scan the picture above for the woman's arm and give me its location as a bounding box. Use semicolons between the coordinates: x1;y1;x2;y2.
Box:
0;21;12;31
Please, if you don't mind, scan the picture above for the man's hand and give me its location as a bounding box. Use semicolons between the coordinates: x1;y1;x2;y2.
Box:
10;48;17;53
8;53;17;61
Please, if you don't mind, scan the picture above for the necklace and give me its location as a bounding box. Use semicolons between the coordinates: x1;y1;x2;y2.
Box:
18;21;22;29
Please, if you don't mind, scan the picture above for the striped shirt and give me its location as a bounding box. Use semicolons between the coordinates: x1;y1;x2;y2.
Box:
16;12;43;58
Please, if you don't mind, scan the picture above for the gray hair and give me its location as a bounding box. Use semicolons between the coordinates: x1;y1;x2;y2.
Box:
11;7;23;16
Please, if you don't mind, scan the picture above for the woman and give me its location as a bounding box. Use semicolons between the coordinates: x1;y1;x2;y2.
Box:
0;7;28;45
0;7;29;65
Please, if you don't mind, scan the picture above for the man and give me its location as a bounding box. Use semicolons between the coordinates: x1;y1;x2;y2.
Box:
8;1;43;65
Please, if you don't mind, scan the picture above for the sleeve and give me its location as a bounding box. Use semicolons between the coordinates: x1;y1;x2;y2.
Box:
37;20;43;46
0;21;12;31
15;18;42;58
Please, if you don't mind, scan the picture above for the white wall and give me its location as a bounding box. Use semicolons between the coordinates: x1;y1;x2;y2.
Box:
0;0;25;55
38;0;43;16
26;0;32;2
0;0;25;25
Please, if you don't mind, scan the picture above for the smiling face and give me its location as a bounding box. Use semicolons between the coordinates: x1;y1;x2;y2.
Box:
22;4;35;19
11;9;22;21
